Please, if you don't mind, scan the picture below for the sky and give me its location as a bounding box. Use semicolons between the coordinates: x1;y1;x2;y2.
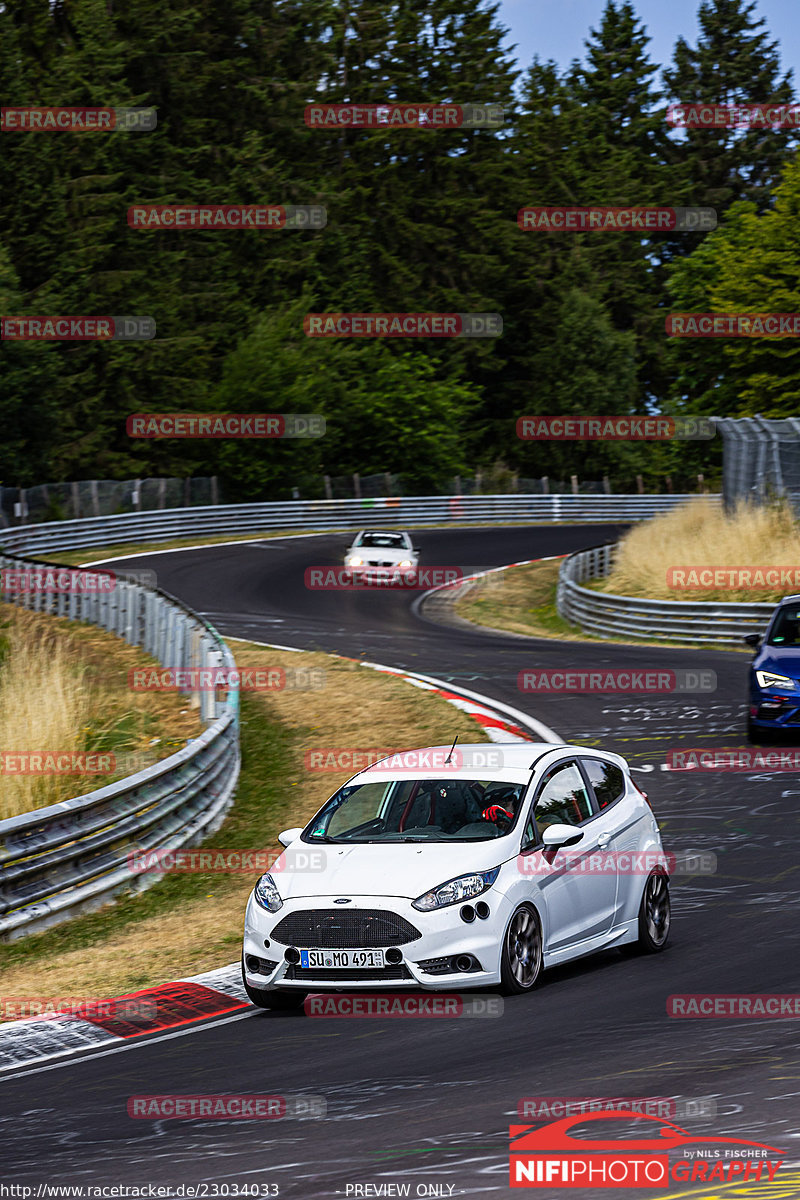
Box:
496;0;799;83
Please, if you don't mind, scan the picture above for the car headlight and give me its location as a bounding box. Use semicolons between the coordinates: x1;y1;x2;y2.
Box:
412;868;500;912
253;873;283;913
755;670;796;690
398;559;413;569
346;555;363;567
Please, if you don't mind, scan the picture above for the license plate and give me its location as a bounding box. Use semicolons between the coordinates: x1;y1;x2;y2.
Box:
299;949;386;969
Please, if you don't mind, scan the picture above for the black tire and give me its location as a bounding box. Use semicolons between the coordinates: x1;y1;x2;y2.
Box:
241;958;306;1010
636;871;671;953
499;903;543;994
747;717;773;744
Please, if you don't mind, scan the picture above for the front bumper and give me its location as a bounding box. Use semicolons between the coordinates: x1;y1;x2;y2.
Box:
749;685;800;728
243;894;505;992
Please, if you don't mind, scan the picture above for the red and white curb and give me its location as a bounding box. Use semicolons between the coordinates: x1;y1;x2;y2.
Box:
0;962;249;1073
0;657;559;1073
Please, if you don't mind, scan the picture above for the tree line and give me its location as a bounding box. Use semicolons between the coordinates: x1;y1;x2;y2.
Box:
0;0;797;499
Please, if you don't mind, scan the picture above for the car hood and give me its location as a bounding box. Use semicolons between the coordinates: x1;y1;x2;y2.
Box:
753;646;800;681
349;548;414;564
270;839;508;900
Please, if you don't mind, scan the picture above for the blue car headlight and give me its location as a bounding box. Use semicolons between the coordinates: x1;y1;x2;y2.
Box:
412;868;500;912
253;873;283;913
755;670;796;690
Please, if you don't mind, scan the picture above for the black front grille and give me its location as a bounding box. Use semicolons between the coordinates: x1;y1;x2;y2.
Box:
284;964;413;981
271;909;421;948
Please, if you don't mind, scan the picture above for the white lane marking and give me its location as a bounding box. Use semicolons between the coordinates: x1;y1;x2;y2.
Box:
0;1010;257;1082
81;531;330;566
227;638;305;652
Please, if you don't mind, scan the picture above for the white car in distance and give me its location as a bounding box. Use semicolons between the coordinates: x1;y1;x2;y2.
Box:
242;742;671;1010
343;529;419;580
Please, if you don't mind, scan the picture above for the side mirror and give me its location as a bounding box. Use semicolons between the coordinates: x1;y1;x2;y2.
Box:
278;827;303;848
541;824;584;849
743;633;762;648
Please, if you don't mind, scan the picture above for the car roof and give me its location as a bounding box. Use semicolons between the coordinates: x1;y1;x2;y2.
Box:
352;529;409;536
348;741;626;784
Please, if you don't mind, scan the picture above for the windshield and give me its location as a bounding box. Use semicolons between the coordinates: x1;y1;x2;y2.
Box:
355;533;407;549
303;778;529;842
768;606;800;646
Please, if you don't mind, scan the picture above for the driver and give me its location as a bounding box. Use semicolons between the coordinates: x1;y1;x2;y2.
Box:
481;786;520;827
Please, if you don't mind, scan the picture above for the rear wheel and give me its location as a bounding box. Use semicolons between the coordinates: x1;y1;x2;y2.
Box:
637;871;671;953
499;903;542;994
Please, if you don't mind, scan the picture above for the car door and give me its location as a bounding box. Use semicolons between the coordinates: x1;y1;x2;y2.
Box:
578;755;651;929
519;759;617;955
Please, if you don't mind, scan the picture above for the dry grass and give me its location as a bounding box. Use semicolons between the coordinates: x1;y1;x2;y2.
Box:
454;559;581;640
601;498;800;602
0;643;491;1002
0;605;202;819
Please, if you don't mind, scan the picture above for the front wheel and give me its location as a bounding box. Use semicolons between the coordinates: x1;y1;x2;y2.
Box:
242;958;306;1010
637;871;671;953
499;903;543;994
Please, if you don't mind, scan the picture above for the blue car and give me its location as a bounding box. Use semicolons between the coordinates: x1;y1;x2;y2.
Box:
745;596;800;740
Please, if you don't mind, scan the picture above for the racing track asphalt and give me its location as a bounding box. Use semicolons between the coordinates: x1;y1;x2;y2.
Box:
2;525;799;1198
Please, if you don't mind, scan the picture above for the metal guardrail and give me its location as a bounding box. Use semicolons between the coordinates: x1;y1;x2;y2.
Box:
0;549;240;941
0;494;715;557
557;544;775;645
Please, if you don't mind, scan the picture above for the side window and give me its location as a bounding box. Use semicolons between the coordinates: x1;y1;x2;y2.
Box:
581;758;625;810
533;762;592;833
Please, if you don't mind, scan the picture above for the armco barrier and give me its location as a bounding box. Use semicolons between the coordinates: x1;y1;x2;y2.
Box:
0;548;240;941
557;544;774;645
0;494;713;557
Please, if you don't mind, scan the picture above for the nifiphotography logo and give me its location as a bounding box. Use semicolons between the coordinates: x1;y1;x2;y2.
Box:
509;1111;784;1188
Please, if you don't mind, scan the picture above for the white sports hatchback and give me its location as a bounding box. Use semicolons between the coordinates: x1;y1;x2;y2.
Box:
242;743;670;1009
